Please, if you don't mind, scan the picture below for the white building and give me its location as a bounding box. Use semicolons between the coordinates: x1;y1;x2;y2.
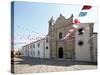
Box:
21;35;50;58
75;23;97;62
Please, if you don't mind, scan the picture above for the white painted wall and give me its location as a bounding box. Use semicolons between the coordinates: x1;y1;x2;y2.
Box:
29;44;32;57
35;42;39;58
37;40;44;58
21;36;50;59
22;46;27;56
75;23;93;61
44;36;50;58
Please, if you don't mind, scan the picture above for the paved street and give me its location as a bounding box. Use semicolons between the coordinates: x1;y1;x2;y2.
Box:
13;56;97;74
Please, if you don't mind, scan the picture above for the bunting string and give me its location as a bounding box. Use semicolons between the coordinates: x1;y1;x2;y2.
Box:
63;5;92;40
14;5;93;47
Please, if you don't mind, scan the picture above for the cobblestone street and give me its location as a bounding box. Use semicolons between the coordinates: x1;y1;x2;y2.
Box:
13;56;97;74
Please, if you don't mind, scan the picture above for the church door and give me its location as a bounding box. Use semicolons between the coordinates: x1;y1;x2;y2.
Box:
58;47;63;58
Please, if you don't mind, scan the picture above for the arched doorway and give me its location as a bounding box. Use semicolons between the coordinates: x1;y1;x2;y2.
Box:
58;47;63;58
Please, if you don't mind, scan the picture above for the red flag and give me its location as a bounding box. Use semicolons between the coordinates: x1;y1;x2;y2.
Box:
82;5;92;10
74;19;80;24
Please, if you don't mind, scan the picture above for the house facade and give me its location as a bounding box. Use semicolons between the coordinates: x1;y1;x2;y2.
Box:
21;35;50;58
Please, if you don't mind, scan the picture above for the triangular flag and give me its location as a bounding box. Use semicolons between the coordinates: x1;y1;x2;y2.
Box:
74;19;80;24
82;5;92;10
79;12;87;17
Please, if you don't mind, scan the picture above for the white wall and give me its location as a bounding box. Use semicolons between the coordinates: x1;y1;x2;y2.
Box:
38;40;45;58
34;42;38;58
44;36;50;58
21;36;50;59
22;46;27;56
28;39;45;58
75;23;93;61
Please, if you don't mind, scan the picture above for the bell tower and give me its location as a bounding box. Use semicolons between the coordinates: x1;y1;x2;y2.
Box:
48;17;54;32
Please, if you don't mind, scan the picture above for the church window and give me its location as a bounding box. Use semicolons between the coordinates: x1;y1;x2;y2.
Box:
46;46;48;50
78;41;84;46
78;28;84;35
59;32;62;39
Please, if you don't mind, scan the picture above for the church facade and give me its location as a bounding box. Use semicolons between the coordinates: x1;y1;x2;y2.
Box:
48;14;97;62
48;14;75;59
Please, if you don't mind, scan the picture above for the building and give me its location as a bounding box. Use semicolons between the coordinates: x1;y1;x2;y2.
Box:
48;14;75;59
21;14;97;62
75;23;97;62
49;14;97;62
21;35;50;58
75;23;94;61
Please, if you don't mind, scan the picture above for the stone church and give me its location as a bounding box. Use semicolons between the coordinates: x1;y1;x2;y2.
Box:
21;13;97;62
48;14;96;62
48;14;75;59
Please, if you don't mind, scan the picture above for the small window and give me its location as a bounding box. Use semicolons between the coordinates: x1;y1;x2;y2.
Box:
46;38;48;42
38;43;40;47
46;46;48;49
78;41;84;46
78;28;84;35
33;44;35;48
59;32;62;39
38;50;40;55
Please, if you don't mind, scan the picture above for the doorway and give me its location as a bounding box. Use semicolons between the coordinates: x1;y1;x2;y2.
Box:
58;47;63;58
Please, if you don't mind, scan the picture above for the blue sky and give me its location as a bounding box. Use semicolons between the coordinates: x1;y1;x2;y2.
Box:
13;1;97;49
